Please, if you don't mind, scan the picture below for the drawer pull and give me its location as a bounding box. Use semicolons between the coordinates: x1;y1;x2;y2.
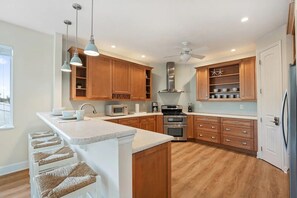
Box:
199;124;203;127
242;130;247;134
226;139;231;142
225;128;231;131
211;126;215;129
211;136;216;139
199;134;203;137
242;142;247;145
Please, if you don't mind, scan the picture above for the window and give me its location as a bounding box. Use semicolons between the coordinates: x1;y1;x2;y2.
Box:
0;45;13;129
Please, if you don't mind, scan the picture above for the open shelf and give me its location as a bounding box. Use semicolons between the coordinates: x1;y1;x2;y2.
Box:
210;91;240;94
209;82;240;86
209;73;239;78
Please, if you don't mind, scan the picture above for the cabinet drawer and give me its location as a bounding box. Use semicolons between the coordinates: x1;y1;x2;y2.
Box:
221;135;253;150
222;125;253;138
221;118;253;127
195;123;220;133
195;131;220;143
195;116;220;123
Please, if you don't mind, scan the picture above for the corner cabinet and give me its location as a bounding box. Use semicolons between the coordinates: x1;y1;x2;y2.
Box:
196;56;256;101
68;47;153;101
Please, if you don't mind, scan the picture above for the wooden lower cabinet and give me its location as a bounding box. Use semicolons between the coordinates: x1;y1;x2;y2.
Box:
221;135;254;150
196;131;220;143
156;115;164;134
106;119;119;124
139;116;156;131
133;142;171;198
187;115;194;138
118;118;140;128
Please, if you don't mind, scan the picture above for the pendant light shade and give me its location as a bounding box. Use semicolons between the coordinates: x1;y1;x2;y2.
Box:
84;0;99;56
61;20;72;72
70;3;83;66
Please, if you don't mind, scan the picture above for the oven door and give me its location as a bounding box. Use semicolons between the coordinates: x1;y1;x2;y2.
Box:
163;115;187;125
164;125;187;141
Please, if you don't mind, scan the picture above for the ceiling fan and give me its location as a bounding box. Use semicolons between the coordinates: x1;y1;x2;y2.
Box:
164;41;206;62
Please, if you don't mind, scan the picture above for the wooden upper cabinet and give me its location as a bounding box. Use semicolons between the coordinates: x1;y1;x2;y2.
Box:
240;57;256;100
196;67;208;101
130;64;146;100
87;55;112;99
112;59;130;94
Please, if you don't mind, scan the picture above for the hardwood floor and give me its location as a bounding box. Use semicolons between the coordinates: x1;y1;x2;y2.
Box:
172;142;289;198
0;142;289;198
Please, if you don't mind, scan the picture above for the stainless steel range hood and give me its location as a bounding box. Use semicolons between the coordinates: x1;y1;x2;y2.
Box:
158;62;184;93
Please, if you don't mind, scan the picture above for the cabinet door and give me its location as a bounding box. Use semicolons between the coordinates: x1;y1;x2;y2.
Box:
113;60;130;94
240;57;256;100
156;115;164;133
196;67;209;101
187;115;194;139
139;116;156;131
130;64;146;100
87;55;112;99
119;118;140;128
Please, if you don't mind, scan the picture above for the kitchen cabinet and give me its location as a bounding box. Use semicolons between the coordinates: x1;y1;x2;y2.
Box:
156;115;164;134
69;47;88;100
119;117;140;128
240;57;256;100
87;55;112;99
112;59;131;99
139;116;156;131
130;64;146;100
106;119;119;124
133;142;171;198
195;57;256;101
196;67;208;100
194;115;258;154
187;115;194;139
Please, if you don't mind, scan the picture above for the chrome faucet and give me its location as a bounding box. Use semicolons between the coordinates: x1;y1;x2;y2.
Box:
79;103;97;114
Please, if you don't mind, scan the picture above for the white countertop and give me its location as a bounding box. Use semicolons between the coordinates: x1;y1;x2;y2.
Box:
98;112;162;120
37;112;137;145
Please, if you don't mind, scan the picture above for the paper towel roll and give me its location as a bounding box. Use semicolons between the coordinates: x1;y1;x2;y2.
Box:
135;104;139;113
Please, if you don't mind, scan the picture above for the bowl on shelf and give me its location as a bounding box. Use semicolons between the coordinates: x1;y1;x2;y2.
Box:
211;95;215;99
223;95;228;99
222;88;228;92
232;87;238;92
213;88;219;93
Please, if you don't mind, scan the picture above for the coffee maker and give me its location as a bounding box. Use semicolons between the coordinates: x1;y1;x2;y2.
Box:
152;102;158;112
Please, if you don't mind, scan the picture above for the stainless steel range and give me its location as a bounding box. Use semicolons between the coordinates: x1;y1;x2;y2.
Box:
161;105;187;141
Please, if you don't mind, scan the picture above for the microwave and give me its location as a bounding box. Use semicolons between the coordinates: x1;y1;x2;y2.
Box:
105;105;128;116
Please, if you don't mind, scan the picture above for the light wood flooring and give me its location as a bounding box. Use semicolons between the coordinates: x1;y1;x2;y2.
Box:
0;142;289;198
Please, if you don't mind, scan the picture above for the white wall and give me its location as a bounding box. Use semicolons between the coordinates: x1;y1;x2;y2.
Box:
0;20;54;172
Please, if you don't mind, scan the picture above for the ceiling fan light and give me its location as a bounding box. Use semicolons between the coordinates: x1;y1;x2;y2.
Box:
180;53;191;62
70;52;83;66
61;60;71;72
84;37;99;56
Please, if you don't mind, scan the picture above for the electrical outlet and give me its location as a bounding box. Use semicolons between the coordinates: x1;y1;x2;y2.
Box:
240;105;244;110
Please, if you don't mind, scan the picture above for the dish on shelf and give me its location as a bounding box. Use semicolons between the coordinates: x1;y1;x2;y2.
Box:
232;87;238;91
211;95;215;99
213;88;219;93
222;88;228;92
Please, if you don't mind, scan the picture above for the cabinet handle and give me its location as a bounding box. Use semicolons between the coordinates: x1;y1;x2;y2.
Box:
211;136;216;139
199;124;203;127
199;134;203;137
242;142;247;145
226;139;231;142
211;126;215;129
225;128;231;131
242;130;247;134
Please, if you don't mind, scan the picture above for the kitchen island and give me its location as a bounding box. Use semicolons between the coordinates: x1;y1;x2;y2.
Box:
37;112;173;198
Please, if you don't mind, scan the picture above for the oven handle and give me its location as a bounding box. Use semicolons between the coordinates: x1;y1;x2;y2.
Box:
163;115;187;118
164;125;187;128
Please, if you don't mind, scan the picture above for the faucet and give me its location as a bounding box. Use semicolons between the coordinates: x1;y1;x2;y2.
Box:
79;103;97;114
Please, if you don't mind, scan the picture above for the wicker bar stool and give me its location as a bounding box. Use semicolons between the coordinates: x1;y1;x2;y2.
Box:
34;161;101;198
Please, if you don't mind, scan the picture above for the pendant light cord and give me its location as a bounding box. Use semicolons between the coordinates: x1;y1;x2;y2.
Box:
91;0;94;38
75;8;78;52
66;24;69;61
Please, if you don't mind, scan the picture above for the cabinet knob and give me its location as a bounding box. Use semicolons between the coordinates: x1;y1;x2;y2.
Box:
226;139;231;142
242;142;247;145
225;128;231;131
242;130;247;134
199;134;203;137
199;124;203;127
211;136;216;139
211;126;215;129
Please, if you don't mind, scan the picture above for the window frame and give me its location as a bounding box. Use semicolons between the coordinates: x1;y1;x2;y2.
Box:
0;45;14;130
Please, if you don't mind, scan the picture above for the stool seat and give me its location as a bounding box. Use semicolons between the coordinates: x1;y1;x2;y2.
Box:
31;137;62;149
30;131;55;139
35;162;97;198
33;146;74;166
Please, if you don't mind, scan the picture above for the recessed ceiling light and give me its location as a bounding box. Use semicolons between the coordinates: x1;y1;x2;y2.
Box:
231;49;236;52
111;45;116;48
141;55;146;58
241;17;249;23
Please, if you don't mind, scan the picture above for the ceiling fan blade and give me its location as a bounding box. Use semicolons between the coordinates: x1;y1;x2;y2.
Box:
163;55;179;58
191;54;205;59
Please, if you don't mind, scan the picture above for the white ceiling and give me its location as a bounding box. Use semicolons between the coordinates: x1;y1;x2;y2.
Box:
0;0;289;65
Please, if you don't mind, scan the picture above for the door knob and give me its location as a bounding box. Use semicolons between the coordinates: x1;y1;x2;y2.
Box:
270;117;280;126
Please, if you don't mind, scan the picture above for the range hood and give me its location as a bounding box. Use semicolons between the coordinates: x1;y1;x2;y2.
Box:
158;62;184;93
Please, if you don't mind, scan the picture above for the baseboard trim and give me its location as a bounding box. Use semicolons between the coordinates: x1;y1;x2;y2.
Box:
0;161;28;176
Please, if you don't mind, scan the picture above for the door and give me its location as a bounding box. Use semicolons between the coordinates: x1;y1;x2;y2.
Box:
196;67;209;100
87;55;112;99
130;64;146;100
112;59;130;94
259;42;284;169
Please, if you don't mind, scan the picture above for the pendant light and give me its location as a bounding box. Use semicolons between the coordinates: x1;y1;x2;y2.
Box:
70;3;83;66
61;20;72;72
84;0;99;56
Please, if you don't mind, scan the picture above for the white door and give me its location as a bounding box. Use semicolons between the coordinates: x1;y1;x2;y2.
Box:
259;42;284;169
